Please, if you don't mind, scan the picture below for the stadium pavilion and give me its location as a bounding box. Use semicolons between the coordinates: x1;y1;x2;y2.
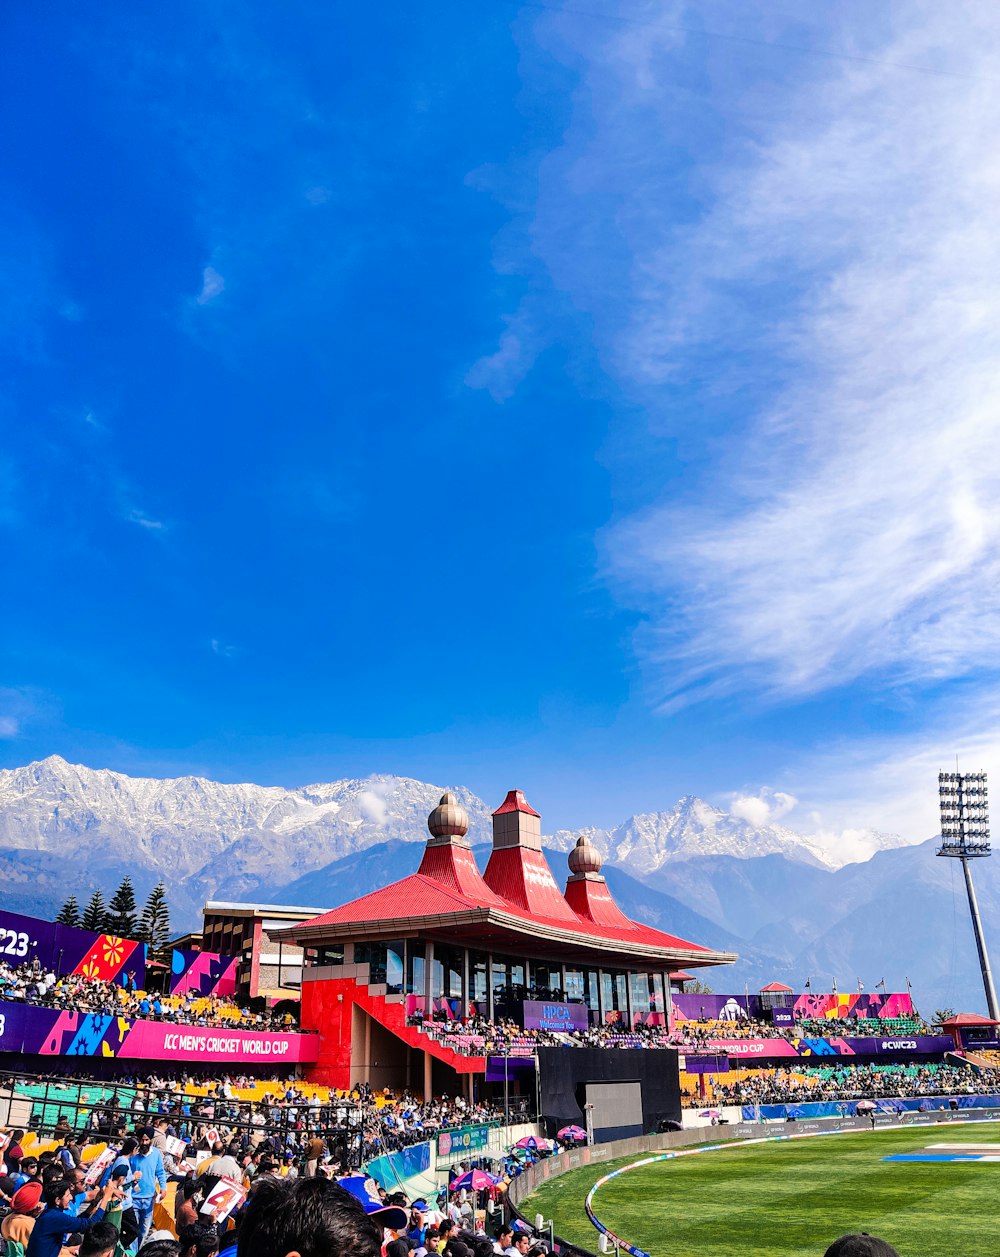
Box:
286;789;736;1094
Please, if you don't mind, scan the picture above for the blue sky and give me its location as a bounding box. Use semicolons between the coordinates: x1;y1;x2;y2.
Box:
4;1;1000;852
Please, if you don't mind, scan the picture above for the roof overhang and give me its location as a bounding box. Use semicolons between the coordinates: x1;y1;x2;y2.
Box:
284;906;737;969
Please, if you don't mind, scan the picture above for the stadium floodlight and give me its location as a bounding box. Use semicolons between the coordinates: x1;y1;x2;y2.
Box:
937;770;999;1019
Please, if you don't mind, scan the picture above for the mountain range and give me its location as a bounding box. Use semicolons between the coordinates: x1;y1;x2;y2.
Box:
0;755;994;1017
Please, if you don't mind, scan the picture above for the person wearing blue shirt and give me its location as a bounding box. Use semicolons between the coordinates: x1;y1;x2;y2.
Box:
26;1178;119;1257
129;1127;167;1247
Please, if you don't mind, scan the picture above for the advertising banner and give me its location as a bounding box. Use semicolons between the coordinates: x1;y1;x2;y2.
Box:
772;1009;795;1026
523;1001;590;1033
437;1124;491;1156
0;999;318;1063
169;949;239;998
703;1034;952;1059
742;1095;1000;1121
671;990;915;1023
117;1020;318;1063
0;909;145;989
682;1054;729;1074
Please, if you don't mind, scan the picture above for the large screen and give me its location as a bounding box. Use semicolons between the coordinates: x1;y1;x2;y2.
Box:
586;1081;643;1139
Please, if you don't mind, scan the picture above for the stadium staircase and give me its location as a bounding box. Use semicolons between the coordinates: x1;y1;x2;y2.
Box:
332;973;486;1075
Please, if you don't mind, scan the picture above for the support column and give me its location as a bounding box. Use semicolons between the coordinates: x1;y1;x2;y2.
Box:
463;948;470;1018
364;1014;371;1086
625;972;634;1028
963;857;1000;1020
487;954;494;1021
423;1050;433;1103
597;970;606;1023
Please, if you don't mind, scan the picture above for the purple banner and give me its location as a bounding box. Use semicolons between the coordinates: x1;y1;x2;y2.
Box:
0;909;145;989
0;999;318;1063
485;1054;537;1081
772;1009;795;1026
684;1054;729;1074
671;990;916;1024
523;1000;590;1032
688;1034;954;1060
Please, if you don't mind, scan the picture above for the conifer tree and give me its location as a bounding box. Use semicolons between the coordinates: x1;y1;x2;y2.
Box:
139;883;171;957
104;876;139;938
81;889;107;933
55;895;82;928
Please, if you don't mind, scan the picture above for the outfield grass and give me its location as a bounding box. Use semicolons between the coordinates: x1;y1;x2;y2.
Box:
524;1123;1000;1257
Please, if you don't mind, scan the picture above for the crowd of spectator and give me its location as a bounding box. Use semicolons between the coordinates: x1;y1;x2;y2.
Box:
712;1061;1000;1105
0;962;294;1032
412;1010;946;1057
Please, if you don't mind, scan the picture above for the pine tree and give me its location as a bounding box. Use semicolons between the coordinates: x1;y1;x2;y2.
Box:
55;895;82;928
81;889;107;933
105;876;139;939
139;883;171;958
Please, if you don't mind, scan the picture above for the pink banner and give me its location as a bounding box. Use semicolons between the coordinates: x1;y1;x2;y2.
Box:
707;1038;802;1057
117;1020;318;1063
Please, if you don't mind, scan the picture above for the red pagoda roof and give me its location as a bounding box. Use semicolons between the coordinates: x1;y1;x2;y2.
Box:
760;981;794;993
286;786;737;969
940;1012;1000;1026
291;870;731;965
417;841;508;907
493;789;541;818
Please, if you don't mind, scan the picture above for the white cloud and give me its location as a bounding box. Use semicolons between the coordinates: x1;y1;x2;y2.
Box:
196;266;225;305
514;4;1000;708
128;509;164;531
0;716;19;739
465;306;543;402
358;789;387;827
728;787;798;827
210;639;237;658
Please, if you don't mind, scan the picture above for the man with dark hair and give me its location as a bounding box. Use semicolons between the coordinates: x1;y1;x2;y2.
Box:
135;1242;180;1257
26;1177;121;1257
177;1222;220;1257
79;1221;120;1257
823;1237;901;1257
238;1177;382;1257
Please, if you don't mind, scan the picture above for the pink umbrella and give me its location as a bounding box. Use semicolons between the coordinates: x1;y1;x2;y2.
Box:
557;1125;586;1141
450;1169;498;1192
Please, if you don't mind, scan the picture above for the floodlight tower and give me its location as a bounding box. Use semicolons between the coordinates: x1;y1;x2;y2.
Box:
937;770;999;1020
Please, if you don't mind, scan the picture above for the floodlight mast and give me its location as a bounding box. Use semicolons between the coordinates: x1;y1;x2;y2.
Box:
937;770;999;1020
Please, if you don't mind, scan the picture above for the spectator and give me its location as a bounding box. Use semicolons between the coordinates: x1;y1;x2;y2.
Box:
129;1127;168;1247
823;1238;900;1257
2;1182;44;1250
79;1221;121;1257
26;1177;120;1257
237;1177;382;1257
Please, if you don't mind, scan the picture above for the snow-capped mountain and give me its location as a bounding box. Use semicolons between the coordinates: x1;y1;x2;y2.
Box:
549;796;836;871
0;756;905;919
0;757;491;915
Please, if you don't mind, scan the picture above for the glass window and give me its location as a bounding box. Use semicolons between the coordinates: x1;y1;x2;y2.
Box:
469;950;488;1005
406;942;425;996
532;964;561;1000
615;973;628;1013
585;970;600;1012
652;973;665;1013
630;972;649;1015
565;968;585;1002
355;942;386;985
316;944;344;967
429;948;443;1000
386;941;405;996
